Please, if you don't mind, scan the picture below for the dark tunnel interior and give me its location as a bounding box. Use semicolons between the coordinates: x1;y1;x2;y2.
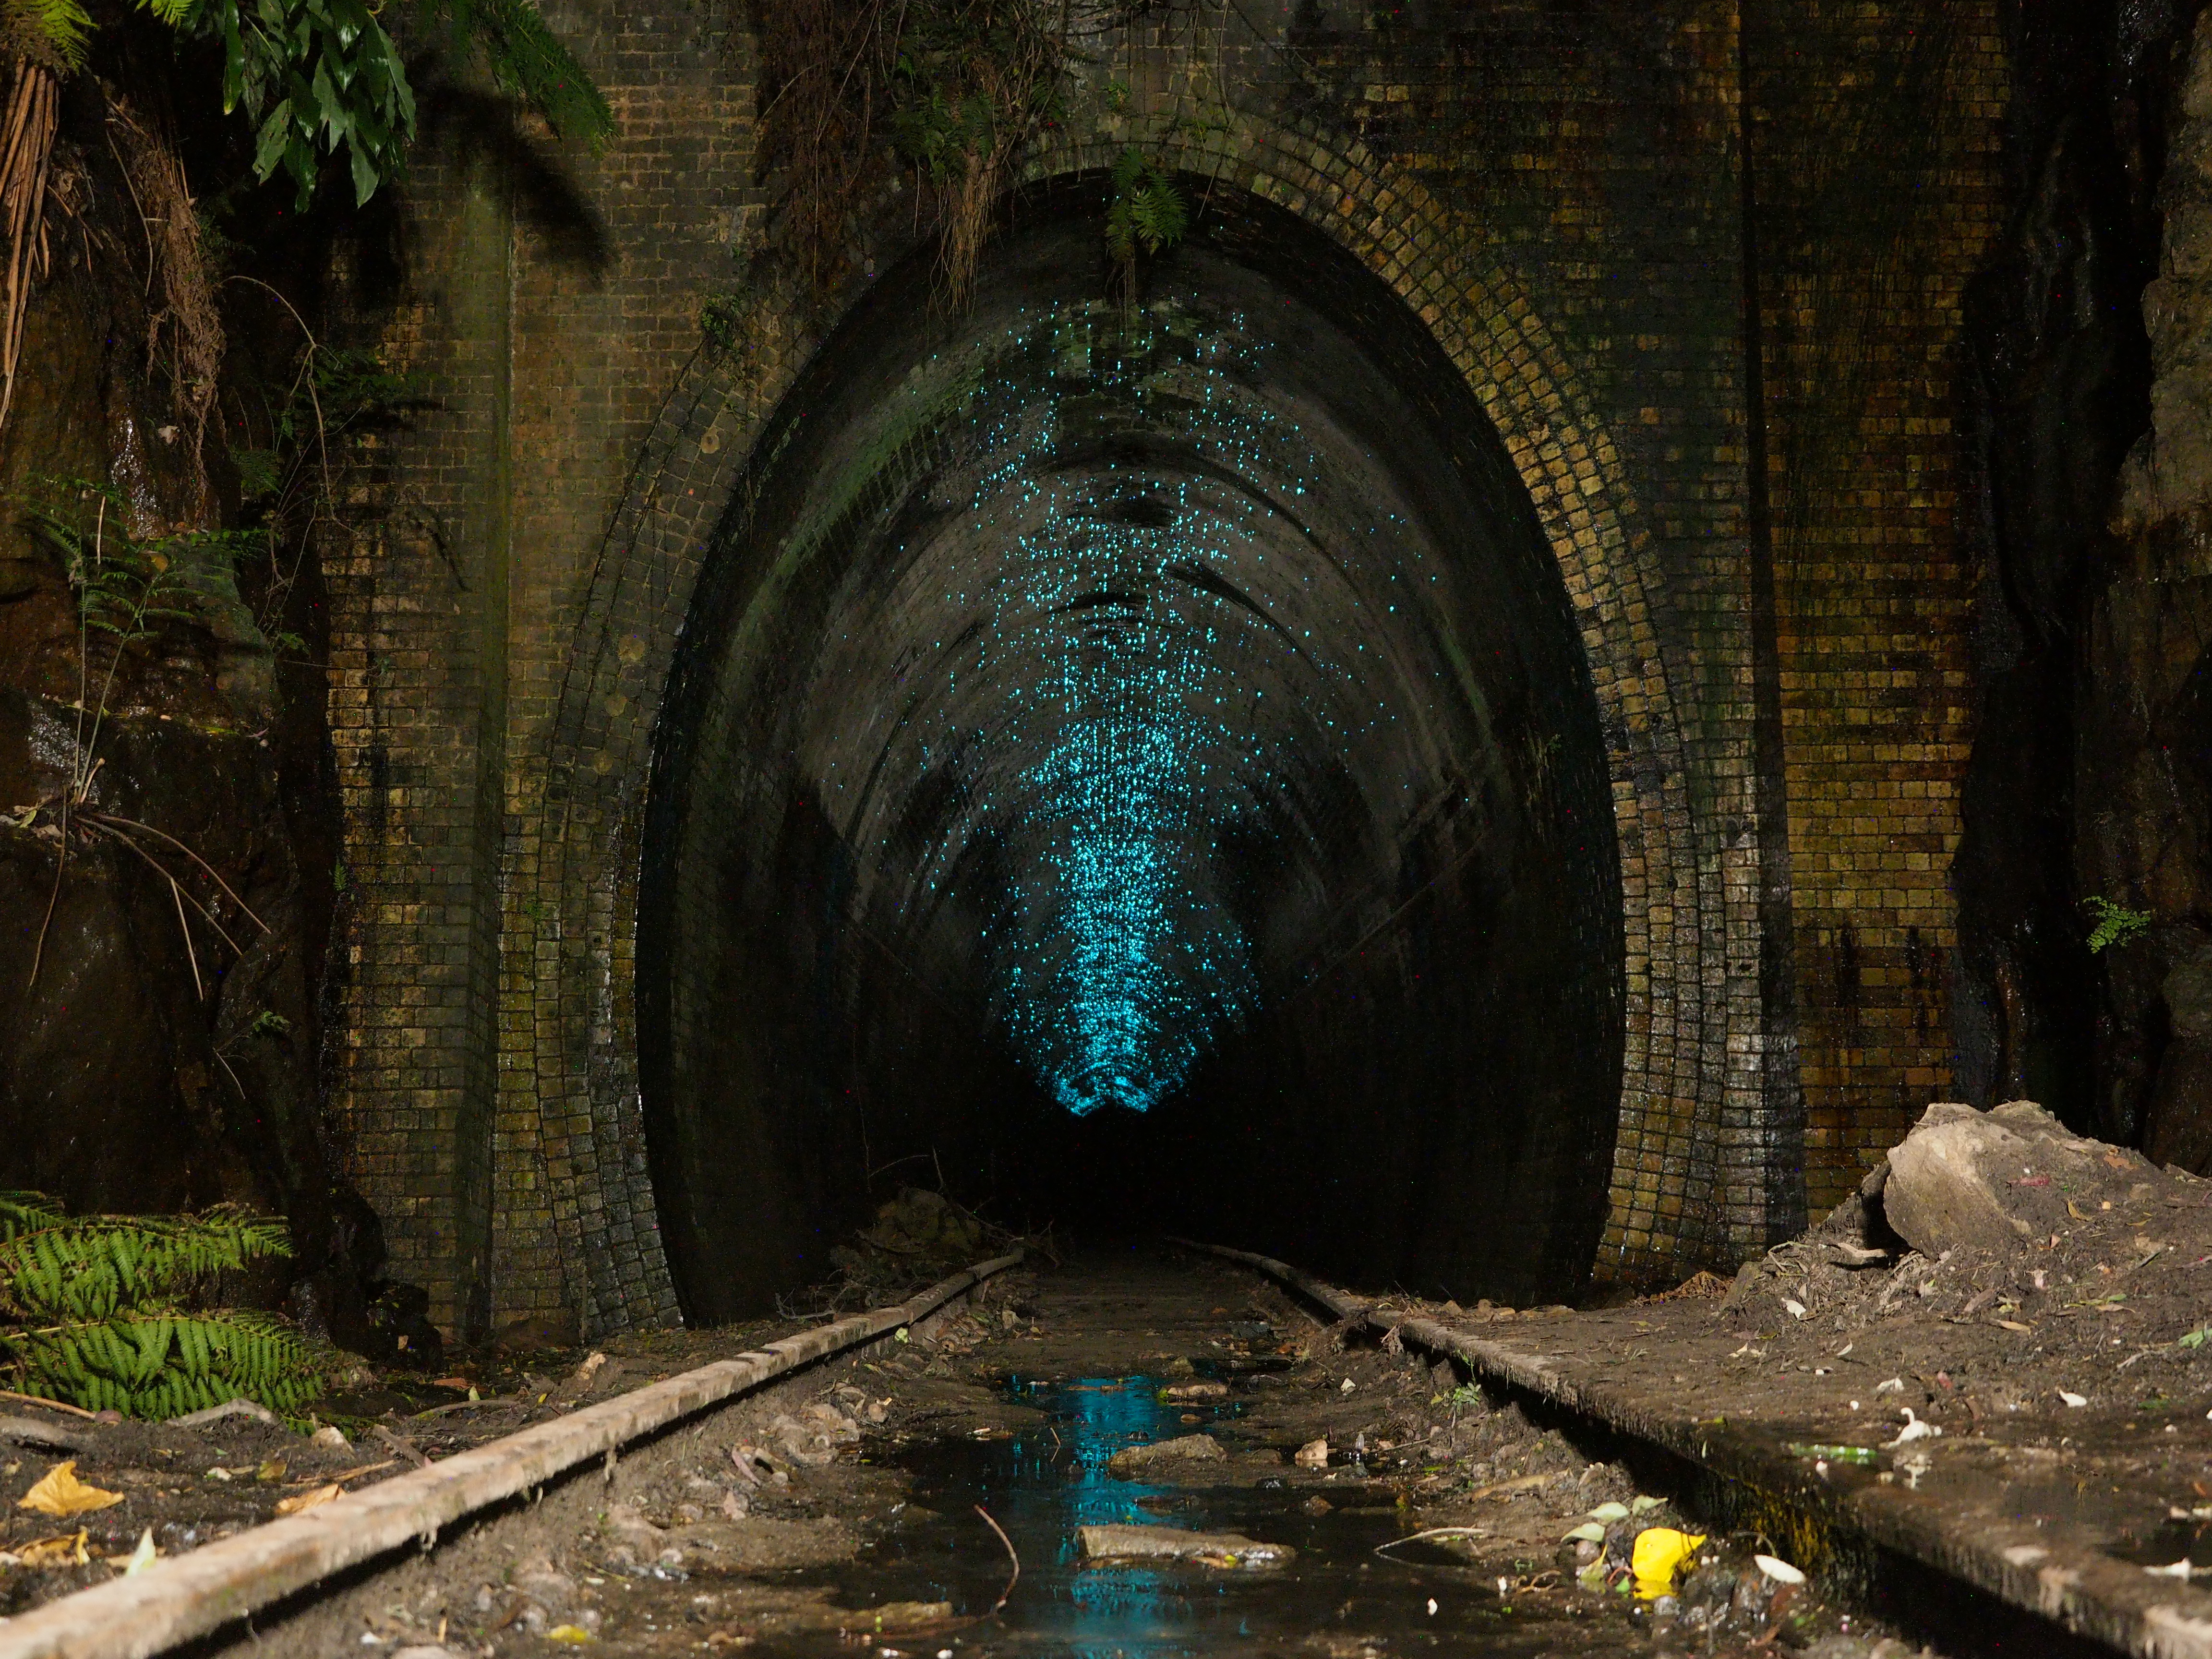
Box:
637;182;1626;1322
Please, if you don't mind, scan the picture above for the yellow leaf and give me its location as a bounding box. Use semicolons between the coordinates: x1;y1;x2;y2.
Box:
1630;1526;1707;1599
108;1527;156;1575
18;1462;123;1517
15;1530;89;1567
2068;1200;2087;1221
545;1625;596;1644
274;1483;342;1515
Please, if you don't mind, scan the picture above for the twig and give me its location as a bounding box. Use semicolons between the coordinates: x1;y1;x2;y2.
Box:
0;1390;98;1419
373;1423;431;1466
169;873;204;999
210;1045;248;1105
26;819;63;990
1374;1525;1491;1559
974;1503;1020;1613
91;824;247;958
84;814;268;932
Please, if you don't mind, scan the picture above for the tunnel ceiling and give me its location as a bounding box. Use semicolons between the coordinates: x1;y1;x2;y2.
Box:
643;185;1625;1319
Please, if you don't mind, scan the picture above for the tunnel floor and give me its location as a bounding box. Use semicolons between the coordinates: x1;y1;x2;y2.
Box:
424;1250;1936;1657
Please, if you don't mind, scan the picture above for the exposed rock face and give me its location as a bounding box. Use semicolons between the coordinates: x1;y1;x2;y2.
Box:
0;106;416;1360
2097;9;2212;1166
1879;1098;2166;1258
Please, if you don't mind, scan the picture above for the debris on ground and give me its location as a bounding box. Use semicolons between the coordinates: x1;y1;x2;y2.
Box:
1077;1522;1295;1567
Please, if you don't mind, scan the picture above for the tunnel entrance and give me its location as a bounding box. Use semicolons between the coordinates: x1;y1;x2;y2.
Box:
638;183;1624;1322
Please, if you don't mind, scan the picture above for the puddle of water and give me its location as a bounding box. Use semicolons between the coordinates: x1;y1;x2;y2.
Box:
760;1374;1567;1657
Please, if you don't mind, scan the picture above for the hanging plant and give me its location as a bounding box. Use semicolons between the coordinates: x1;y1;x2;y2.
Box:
1104;143;1186;301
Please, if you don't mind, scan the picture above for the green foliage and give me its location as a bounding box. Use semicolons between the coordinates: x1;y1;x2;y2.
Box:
0;1205;290;1322
2179;1325;2211;1350
0;1193;322;1420
417;0;614;147
234;446;283;502
885;3;1061;185
250;1009;292;1036
9;0;94;69
2084;895;2152;954
1105;146;1188;265
21;479;264;647
132;0;421;209
0;1192;70;1242
700;290;749;354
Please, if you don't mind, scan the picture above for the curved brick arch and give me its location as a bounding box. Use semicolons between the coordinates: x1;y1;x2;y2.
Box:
525;114;1741;1331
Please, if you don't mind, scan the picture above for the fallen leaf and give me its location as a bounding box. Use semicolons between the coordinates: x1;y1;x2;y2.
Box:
320;1459;399;1484
1587;1502;1630;1523
1993;1320;2033;1333
110;1528;156;1576
2068;1200;2088;1220
1755;1554;1806;1586
545;1625;595;1645
1630;1527;1706;1598
1782;1298;1808;1320
2058;1390;2089;1408
275;1483;343;1515
18;1461;123;1517
255;1458;287;1483
1885;1409;1941;1446
14;1530;88;1566
431;1376;472;1390
1561;1521;1606;1543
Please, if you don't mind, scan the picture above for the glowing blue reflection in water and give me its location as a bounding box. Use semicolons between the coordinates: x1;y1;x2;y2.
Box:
866;1368;1540;1655
961;1375;1250;1656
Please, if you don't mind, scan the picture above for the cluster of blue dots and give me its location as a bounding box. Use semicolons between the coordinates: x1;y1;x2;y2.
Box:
884;305;1415;1117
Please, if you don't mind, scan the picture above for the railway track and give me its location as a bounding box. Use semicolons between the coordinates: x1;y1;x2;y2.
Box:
0;1239;2191;1659
0;1255;1023;1659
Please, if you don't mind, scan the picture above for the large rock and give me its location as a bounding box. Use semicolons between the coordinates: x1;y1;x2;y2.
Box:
1106;1433;1226;1478
1880;1099;2165;1257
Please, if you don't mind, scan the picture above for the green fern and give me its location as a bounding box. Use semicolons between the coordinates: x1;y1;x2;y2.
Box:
0;1193;321;1421
2084;895;2152;954
8;0;94;69
0;1206;292;1322
417;0;614;147
1105;146;1189;265
0;1192;70;1243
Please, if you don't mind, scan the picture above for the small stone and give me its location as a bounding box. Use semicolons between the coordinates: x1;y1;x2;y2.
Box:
1078;1524;1294;1567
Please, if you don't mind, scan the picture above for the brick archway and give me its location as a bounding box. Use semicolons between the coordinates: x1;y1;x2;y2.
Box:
519;116;1761;1331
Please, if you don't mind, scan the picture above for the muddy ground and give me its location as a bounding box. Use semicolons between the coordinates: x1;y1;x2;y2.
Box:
0;1249;1945;1658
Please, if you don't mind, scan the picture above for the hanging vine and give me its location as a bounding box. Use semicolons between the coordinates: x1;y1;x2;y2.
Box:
753;0;1190;311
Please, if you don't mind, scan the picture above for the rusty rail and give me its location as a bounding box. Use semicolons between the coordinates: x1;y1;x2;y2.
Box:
1175;1237;2210;1659
0;1250;1023;1659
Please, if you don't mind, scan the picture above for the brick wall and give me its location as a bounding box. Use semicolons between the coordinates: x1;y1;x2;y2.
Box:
329;0;2008;1334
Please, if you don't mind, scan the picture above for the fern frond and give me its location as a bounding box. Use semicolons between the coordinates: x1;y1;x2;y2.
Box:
0;1207;291;1321
0;1310;322;1418
0;1192;68;1242
425;0;613;146
8;0;94;71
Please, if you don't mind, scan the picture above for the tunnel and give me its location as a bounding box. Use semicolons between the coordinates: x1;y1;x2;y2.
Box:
637;181;1625;1323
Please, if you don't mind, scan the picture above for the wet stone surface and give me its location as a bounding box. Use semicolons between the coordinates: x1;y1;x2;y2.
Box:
408;1252;1936;1659
0;1251;1953;1657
